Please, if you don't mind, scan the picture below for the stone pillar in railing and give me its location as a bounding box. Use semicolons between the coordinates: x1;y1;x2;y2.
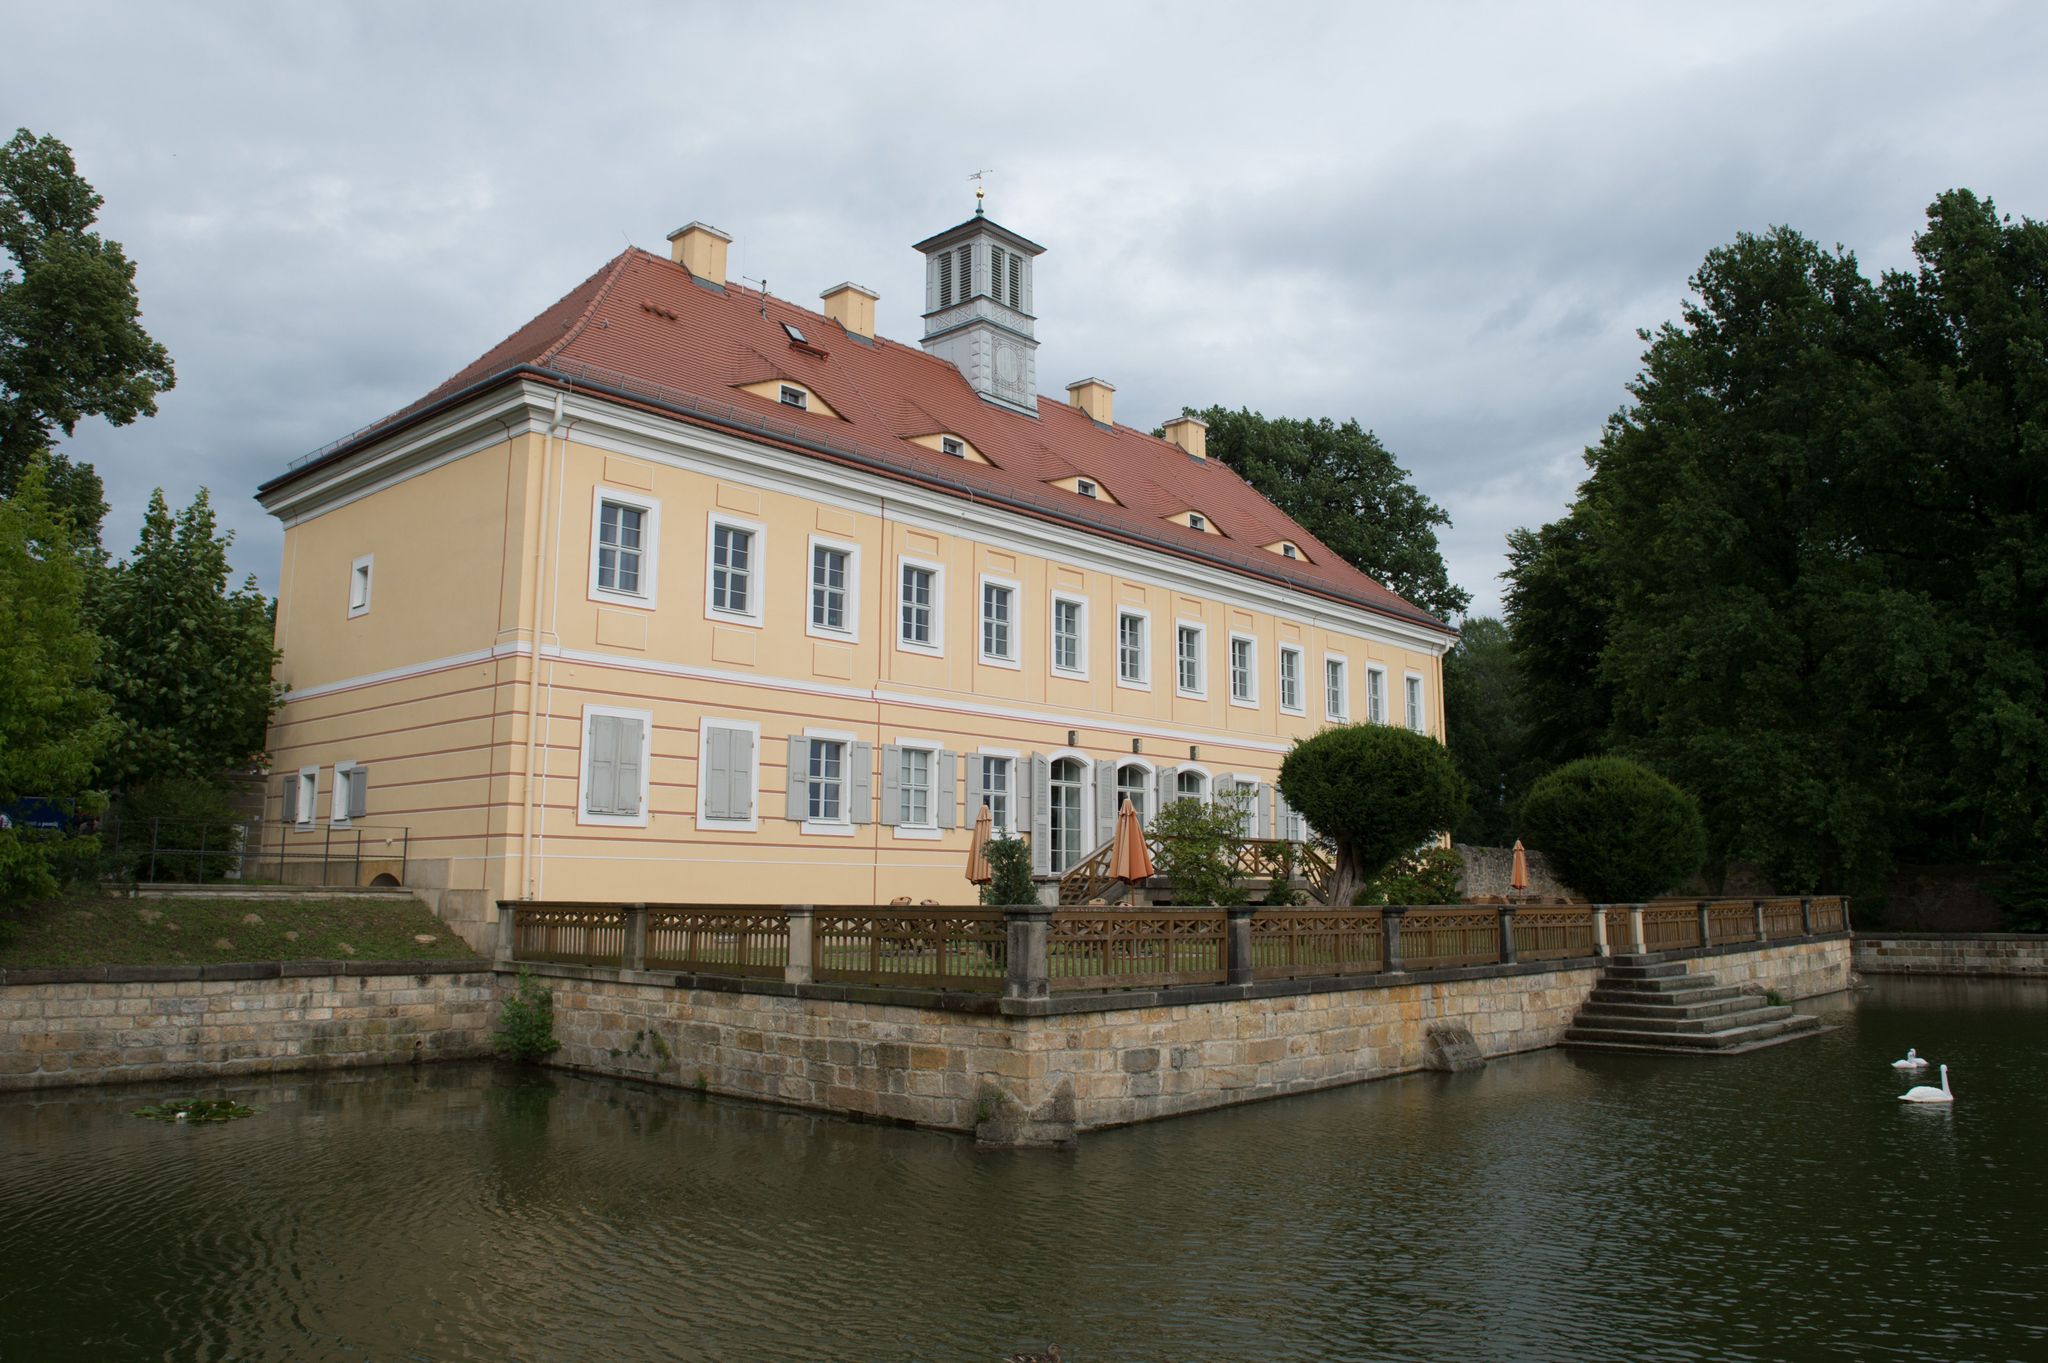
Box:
1799;896;1814;937
1590;904;1610;957
1497;906;1518;965
1005;907;1051;1000
1626;904;1646;955
1697;900;1713;950
1381;908;1406;974
621;904;648;971
1226;906;1257;985
784;905;815;985
495;901;518;963
1752;898;1768;944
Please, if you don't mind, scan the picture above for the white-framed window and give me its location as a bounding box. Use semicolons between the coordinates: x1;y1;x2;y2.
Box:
897;558;944;654
1226;777;1260;837
590;487;658;608
779;384;808;410
1407;673;1427;733
1188;513;1206;532
978;753;1015;833
1174;767;1209;804
897;743;936;830
1366;665;1387;725
331;760;367;825
579;706;651;826
1114;761;1152;825
705;514;763;624
1116;608;1150;687
697;718;760;831
291;766;318;827
1229;633;1257;705
1325;655;1349;721
1175;621;1205;697
940;435;965;458
1282;543;1298;559
806;537;858;640
807;737;847;823
347;554;373;618
1048;755;1088;874
1278;645;1304;715
1075;478;1097;499
979;575;1019;667
1050;594;1086;677
1279;795;1306;842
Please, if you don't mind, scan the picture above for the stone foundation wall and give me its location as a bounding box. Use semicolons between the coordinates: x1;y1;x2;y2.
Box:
1695;937;1854;999
1854;934;2048;979
0;962;496;1092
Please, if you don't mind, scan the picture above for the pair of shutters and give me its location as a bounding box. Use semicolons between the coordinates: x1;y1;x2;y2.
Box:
700;727;756;821
586;716;645;817
783;738;875;823
281;767;367;823
878;747;959;828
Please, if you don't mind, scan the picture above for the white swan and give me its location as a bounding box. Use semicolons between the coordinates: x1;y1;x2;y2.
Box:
1891;1048;1928;1070
1899;1064;1953;1104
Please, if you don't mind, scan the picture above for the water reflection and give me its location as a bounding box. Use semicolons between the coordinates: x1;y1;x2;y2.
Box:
2;977;2044;1362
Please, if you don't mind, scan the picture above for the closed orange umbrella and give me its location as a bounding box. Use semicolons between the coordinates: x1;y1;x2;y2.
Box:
1510;839;1529;894
964;803;995;885
1109;798;1154;887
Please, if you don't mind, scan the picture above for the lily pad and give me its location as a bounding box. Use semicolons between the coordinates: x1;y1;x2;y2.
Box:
132;1098;262;1123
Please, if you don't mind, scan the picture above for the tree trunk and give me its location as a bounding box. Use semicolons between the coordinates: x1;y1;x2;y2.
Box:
1328;844;1369;908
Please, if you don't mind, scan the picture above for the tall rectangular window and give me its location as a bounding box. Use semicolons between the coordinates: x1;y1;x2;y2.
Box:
807;739;846;822
1407;676;1426;733
810;545;848;633
1052;598;1082;673
1279;646;1303;713
347;555;373;617
1367;668;1386;724
1326;658;1348;721
597;501;644;595
900;564;936;647
711;524;753;615
980;581;1014;661
899;747;933;826
1176;624;1203;694
980;755;1012;831
1230;636;1254;703
1118;612;1147;684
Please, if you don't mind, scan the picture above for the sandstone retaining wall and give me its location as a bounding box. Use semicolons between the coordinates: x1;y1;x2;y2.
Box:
1854;934;2048;979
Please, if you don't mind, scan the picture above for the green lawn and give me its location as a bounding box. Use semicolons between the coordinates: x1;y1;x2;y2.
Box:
0;893;483;968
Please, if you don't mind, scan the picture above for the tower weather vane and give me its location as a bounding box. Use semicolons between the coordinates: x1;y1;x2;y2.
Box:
969;168;992;214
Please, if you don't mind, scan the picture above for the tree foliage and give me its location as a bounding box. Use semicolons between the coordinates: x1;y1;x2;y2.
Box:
977;834;1037;907
1505;190;2048;894
1519;757;1707;903
91;488;282;790
1149;794;1249;906
0;129;175;540
1278;724;1466;907
1442;616;1535;844
1195;406;1470;622
0;459;113;906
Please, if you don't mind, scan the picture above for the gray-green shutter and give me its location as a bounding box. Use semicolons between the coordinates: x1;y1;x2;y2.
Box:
964;752;986;817
1094;762;1116;847
786;736;808;821
1029;753;1051;875
615;720;643;817
348;766;369;820
848;742;874;824
878;744;902;825
1010;756;1031;838
936;751;958;829
282;774;298;824
588;717;619;815
1156;765;1178;811
728;728;754;819
1254;783;1271;839
1276;791;1294;841
702;728;730;820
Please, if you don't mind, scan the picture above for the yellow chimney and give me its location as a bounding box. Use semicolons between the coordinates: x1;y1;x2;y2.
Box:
1162;414;1208;460
820;281;879;340
666;221;732;286
1066;377;1115;426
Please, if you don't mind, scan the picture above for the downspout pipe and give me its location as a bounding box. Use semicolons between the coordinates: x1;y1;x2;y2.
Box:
519;391;567;899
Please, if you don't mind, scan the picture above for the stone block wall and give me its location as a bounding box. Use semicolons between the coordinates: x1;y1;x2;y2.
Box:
1698;937;1854;998
1854;934;2048;978
0;962;496;1091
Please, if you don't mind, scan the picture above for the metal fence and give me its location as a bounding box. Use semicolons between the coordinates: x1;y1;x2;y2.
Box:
101;815;410;887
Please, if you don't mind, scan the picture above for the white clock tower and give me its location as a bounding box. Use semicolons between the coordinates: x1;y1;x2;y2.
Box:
914;206;1045;416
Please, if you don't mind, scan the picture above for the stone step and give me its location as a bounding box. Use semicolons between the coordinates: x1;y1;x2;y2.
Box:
1564;1018;1834;1058
1565;1011;1822;1052
1587;986;1749;1012
1595;973;1728;996
1580;992;1767;1022
1602;959;1693;980
1572;1003;1796;1035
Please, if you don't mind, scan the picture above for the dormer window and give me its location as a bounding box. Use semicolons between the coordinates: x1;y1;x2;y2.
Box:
1188;513;1206;532
1263;539;1307;562
1076;479;1097;499
941;436;965;458
1283;544;1297;558
779;384;808;410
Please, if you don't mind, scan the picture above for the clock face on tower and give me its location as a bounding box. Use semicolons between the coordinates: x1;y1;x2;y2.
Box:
994;342;1021;385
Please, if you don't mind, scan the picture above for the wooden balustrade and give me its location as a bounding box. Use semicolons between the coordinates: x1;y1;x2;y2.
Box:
511;904;626;965
1249;910;1384;980
1398;908;1501;969
1047;911;1227;990
1709;902;1761;945
646;908;788;976
811;907;1008;991
1809;897;1848;933
1513;908;1597;962
1641;904;1703;952
1760;899;1806;941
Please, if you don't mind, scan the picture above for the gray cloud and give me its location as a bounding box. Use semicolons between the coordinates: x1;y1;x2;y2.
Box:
9;0;2046;617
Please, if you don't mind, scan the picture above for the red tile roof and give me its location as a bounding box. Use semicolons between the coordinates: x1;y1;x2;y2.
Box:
265;248;1452;637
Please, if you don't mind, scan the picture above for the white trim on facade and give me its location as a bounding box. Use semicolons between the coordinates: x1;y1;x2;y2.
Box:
331;760;358;825
1115;605;1153;691
1277;642;1305;716
976;572;1023;671
1324;652;1350;723
1228;631;1259;708
703;511;766;626
803;534;861;643
1174;618;1207;699
895;554;946;657
1365;663;1388;725
695;716;762;832
1049;591;1088;680
577;703;653;828
589;485;660;610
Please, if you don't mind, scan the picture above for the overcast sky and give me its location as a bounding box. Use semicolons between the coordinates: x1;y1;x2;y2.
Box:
9;1;2046;619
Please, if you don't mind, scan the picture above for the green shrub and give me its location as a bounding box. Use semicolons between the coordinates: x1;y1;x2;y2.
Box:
1261;840;1302;907
1279;724;1466;906
493;970;560;1063
1355;846;1464;905
1149;795;1248;906
1519;756;1707;903
978;834;1038;906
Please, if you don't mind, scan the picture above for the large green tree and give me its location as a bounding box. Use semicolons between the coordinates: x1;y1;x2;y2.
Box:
0;459;113;906
0;128;175;540
1442;616;1534;845
1195;406;1470;621
91;488;282;791
1278;724;1466;907
1505;191;2047;895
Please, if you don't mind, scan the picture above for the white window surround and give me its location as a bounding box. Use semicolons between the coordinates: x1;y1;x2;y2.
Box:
588;486;659;610
1049;593;1088;679
704;512;765;626
975;745;1021;835
1075;478;1097;499
695;717;761;832
578;705;652;828
895;555;946;656
1223;773;1262;837
1112;756;1155;823
1228;632;1259;707
295;766;318;827
331;760;358;825
778;383;808;410
940;435;965;458
347;554;373;618
977;573;1022;670
804;535;861;642
1175;619;1206;698
1365;664;1388;725
1277;644;1306;715
1325;652;1350;722
1172;763;1212;803
891;737;945;840
800;725;860;836
1406;671;1428;734
1115;607;1152;690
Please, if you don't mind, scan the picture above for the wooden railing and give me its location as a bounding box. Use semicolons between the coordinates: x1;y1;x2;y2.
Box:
1249;910;1383;980
1398;908;1501;969
647;908;787;976
511;904;626;965
812;907;1007;991
1058;836;1339;906
1056;837;1132;906
1642;904;1703;952
1047;910;1226;990
1709;902;1761;946
1513;907;1596;962
1809;897;1848;933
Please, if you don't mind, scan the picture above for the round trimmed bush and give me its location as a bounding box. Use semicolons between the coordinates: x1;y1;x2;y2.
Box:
1519;757;1706;903
1279;724;1466;907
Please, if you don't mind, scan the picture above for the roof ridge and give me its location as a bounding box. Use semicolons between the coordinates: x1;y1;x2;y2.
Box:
536;249;638;366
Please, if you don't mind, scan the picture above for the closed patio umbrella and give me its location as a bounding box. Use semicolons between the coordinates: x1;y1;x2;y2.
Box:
965;803;995;885
1511;839;1530;896
1109;797;1154;901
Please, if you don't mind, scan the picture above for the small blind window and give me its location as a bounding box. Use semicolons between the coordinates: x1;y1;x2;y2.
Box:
955;245;971;298
1008;253;1022;308
990;246;1006;303
937;253;953;307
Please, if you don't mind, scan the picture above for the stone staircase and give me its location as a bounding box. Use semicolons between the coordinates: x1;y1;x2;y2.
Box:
1564;955;1825;1056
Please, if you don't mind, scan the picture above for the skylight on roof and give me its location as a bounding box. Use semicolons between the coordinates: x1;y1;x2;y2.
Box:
781;322;807;344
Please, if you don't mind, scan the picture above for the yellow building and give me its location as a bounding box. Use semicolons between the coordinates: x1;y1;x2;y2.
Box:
257;209;1456;947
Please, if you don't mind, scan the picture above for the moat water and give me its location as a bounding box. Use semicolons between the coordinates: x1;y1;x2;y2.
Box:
3;977;2045;1362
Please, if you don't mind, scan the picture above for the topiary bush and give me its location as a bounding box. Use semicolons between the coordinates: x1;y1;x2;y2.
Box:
1518;756;1707;903
1279;724;1466;907
978;834;1038;906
